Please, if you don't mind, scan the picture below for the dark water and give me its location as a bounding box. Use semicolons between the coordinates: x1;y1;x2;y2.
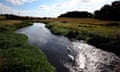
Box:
17;23;120;72
17;23;71;72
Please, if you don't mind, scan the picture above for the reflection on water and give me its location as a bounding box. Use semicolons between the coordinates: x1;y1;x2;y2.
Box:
17;23;71;72
17;23;120;72
65;41;120;72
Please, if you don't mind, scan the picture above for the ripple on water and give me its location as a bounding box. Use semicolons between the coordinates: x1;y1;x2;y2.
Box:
65;41;120;72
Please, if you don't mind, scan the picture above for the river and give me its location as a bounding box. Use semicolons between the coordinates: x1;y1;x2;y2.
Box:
16;23;120;72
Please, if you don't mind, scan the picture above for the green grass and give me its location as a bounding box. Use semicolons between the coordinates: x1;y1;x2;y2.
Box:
0;21;55;72
46;18;120;55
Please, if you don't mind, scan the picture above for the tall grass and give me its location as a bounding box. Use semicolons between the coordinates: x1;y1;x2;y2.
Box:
46;18;120;55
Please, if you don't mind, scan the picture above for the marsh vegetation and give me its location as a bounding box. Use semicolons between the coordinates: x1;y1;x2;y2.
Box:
0;20;55;72
46;18;120;55
0;1;120;72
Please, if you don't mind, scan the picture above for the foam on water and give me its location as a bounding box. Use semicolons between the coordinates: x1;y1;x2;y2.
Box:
65;41;120;72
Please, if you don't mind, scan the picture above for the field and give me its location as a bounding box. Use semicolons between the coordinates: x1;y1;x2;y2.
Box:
0;16;6;20
0;20;55;72
0;17;119;71
45;18;120;55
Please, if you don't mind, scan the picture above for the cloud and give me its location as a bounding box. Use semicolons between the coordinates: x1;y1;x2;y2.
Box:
80;0;107;3
39;0;82;17
7;0;36;5
39;0;115;17
0;0;116;17
0;3;42;17
0;3;19;14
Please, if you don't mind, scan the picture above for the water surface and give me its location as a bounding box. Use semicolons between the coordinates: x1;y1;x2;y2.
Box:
17;23;120;72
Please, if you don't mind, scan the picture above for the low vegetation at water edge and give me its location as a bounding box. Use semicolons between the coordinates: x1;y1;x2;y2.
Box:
0;20;55;72
45;18;120;55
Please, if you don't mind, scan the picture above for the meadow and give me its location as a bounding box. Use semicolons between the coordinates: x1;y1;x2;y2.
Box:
45;18;120;55
0;20;55;72
0;16;119;72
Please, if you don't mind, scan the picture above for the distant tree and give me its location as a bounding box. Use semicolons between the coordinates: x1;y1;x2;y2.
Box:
94;1;120;21
0;14;42;20
94;5;112;19
112;1;120;7
58;11;93;18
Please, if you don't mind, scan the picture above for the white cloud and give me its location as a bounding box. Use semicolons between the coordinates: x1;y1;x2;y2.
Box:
39;0;115;17
7;0;36;5
39;0;82;17
0;0;116;17
0;3;42;17
0;3;19;14
80;0;106;3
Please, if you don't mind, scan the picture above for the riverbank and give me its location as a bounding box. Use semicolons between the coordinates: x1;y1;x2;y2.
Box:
0;20;55;72
45;18;120;55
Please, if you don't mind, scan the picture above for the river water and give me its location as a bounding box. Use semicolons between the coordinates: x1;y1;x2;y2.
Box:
16;23;120;72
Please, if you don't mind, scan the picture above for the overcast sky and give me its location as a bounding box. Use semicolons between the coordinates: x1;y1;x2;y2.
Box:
0;0;117;17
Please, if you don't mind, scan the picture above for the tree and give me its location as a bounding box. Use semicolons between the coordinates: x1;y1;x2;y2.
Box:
94;1;120;21
58;11;93;18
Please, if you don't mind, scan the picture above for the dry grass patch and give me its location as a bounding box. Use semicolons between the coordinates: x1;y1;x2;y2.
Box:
0;20;22;25
42;17;120;25
55;18;115;25
0;16;6;20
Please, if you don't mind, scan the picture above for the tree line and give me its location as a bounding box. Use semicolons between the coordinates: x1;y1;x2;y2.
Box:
59;1;120;21
0;1;120;21
0;14;48;20
58;11;93;18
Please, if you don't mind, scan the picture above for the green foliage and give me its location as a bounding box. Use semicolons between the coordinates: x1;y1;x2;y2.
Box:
0;21;32;32
94;1;120;21
58;11;93;18
46;22;120;55
0;22;55;72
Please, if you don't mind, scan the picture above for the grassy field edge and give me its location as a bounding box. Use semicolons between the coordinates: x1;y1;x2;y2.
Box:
0;20;55;72
44;18;120;56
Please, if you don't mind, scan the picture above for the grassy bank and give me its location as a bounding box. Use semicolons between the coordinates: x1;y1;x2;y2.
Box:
0;20;55;72
45;18;120;55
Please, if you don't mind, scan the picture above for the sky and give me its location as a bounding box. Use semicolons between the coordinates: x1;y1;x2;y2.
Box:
0;0;117;17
